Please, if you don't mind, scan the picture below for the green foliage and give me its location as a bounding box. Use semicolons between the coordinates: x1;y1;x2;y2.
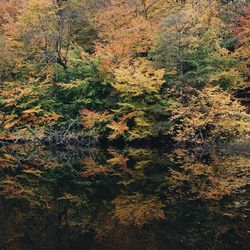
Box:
52;55;112;116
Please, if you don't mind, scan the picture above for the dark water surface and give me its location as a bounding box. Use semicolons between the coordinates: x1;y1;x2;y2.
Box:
0;143;249;250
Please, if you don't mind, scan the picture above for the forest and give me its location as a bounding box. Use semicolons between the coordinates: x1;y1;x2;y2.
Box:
0;0;250;249
0;0;249;146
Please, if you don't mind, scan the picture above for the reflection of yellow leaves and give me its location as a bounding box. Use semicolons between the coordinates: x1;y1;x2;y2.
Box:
0;153;17;169
134;160;152;170
0;144;60;170
80;165;113;177
57;193;82;203
81;156;114;177
107;156;128;169
113;193;165;226
127;148;154;158
0;177;35;199
82;156;97;167
170;149;250;200
107;149;136;175
22;169;43;177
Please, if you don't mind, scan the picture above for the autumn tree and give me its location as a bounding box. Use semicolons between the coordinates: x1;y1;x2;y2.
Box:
152;0;244;89
110;59;168;140
170;86;250;145
79;58;169;141
2;0;97;73
229;5;250;108
0;1;110;140
93;0;181;69
0;0;26;81
0;80;63;140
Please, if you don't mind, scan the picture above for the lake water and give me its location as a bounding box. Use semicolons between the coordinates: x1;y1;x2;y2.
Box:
0;143;249;250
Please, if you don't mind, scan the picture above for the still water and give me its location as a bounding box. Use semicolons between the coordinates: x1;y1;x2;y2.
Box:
0;143;249;250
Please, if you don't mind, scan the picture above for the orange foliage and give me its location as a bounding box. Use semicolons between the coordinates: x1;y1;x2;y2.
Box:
80;109;113;128
107;149;135;175
108;112;137;139
95;0;157;69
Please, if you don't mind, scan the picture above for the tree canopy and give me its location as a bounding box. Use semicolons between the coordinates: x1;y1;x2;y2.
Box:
0;0;249;145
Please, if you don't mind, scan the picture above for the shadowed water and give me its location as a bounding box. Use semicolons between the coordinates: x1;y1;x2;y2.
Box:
0;143;249;250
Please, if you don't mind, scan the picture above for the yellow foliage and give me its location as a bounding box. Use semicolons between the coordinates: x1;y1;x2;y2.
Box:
128;114;155;140
107;149;134;175
107;121;129;139
113;193;165;226
2;114;20;129
113;59;165;97
170;87;250;144
57;81;83;90
22;106;44;114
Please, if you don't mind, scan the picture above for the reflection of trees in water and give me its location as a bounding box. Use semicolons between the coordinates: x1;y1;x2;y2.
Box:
161;148;249;250
0;144;249;249
113;193;165;226
168;148;249;200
